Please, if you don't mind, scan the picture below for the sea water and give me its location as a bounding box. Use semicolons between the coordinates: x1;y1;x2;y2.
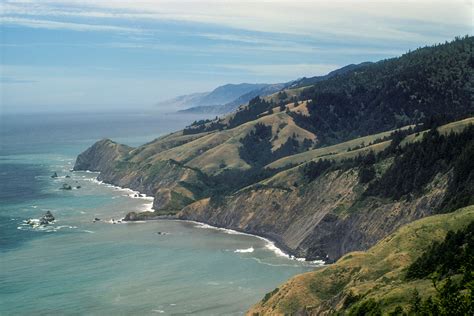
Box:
0;111;318;315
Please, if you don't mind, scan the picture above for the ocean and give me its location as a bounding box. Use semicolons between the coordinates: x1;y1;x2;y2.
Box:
0;111;318;315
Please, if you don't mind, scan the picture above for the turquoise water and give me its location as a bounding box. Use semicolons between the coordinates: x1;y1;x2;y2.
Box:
0;112;317;315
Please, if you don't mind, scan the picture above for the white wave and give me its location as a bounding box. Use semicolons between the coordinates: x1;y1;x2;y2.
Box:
74;171;156;221
56;225;77;229
234;247;254;253
18;220;80;233
152;310;164;314
105;218;125;224
76;169;99;174
140;201;154;213
83;177;154;202
193;222;215;229
264;242;288;258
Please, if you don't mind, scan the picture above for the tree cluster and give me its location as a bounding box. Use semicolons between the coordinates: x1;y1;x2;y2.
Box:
290;36;473;146
406;221;474;280
366;125;474;210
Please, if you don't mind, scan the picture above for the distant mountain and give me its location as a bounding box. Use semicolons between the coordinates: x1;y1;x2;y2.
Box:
223;82;289;109
176;63;372;115
179;82;290;114
156;92;208;110
196;83;269;106
159;83;271;113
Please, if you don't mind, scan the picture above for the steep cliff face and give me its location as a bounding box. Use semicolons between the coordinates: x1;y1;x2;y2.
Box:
178;168;449;262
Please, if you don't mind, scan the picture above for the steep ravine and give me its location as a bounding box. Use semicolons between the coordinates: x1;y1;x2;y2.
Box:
73;139;449;262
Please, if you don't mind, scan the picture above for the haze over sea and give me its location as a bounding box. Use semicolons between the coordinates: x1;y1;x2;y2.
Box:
0;112;317;315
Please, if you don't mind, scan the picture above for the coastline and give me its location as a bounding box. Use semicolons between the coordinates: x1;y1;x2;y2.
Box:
75;169;325;265
168;218;325;265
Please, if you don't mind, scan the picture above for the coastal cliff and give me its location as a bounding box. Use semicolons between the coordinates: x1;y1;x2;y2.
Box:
74;38;473;265
178;168;447;262
73;117;472;262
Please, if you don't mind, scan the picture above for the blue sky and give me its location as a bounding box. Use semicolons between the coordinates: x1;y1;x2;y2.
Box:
1;0;472;113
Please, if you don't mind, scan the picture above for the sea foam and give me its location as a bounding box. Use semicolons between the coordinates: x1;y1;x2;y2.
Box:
234;247;254;253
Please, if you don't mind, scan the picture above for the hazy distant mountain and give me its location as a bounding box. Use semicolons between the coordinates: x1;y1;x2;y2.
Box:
179;82;290;114
156;92;209;110
159;83;271;113
197;83;269;106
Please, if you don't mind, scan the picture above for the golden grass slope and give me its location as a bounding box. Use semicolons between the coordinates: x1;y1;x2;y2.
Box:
267;125;414;170
126;111;317;175
267;116;474;172
248;205;474;316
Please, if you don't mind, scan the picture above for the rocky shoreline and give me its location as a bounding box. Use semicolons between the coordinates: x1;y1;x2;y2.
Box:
91;179;306;261
73;137;451;263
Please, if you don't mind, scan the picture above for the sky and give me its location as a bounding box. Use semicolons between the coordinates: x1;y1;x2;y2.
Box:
0;0;472;113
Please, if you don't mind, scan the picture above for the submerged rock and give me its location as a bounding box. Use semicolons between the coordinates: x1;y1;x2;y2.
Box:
42;211;55;223
124;212;138;221
65;175;71;178
26;219;37;226
61;183;72;190
39;218;49;225
27;211;55;227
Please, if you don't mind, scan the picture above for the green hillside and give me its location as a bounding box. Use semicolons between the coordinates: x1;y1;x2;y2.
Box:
248;205;474;315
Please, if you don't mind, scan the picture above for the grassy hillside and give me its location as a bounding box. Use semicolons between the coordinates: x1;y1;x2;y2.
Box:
248;205;474;315
262;117;473;189
267;124;413;170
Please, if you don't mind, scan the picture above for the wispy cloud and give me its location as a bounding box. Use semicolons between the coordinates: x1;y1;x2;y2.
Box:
0;16;144;33
0;76;37;84
218;63;341;78
3;1;471;42
2;0;471;112
2;0;470;61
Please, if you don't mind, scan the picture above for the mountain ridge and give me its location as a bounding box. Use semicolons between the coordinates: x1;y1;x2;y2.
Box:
171;62;373;114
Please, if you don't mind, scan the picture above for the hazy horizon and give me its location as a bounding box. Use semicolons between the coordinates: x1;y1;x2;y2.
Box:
1;0;472;113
